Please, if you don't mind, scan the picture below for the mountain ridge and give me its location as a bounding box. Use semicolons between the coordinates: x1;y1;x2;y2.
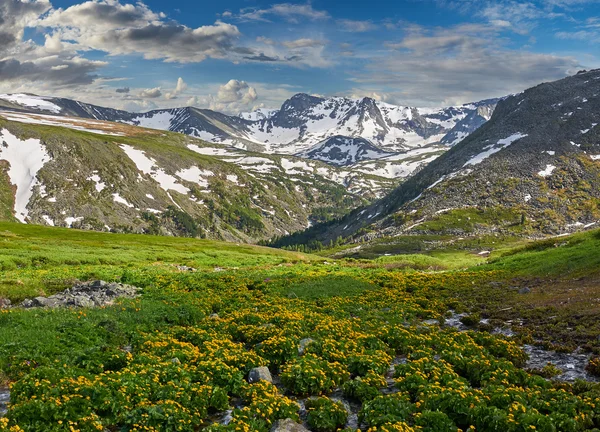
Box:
0;92;498;160
274;69;600;250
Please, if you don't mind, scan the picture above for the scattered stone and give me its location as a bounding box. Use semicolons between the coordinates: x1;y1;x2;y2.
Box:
248;366;272;384
176;265;196;272
422;319;439;326
298;338;315;356
0;298;11;309
209;313;219;319
270;419;309;432
171;358;181;364
518;287;532;294
20;280;140;309
0;387;9;417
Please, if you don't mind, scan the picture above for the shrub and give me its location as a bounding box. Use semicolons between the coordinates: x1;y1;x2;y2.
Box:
280;354;349;396
305;397;348;432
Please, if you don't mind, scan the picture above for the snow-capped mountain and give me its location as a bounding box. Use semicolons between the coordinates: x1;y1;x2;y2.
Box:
239;94;498;154
296;136;394;166
285;69;600;247
0;92;498;161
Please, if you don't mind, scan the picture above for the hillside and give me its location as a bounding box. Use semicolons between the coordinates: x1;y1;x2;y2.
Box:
282;69;600;250
0;115;393;242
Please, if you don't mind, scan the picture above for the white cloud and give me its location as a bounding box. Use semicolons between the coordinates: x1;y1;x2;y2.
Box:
281;38;326;49
353;23;582;106
138;87;162;98
164;77;187;100
337;19;377;32
237;3;330;23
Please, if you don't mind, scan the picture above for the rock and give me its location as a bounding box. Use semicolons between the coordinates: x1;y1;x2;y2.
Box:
0;298;10;309
270;419;309;432
70;296;95;308
518;287;532;294
248;366;272;383
171;358;181;364
176;265;196;272
21;299;34;308
209;313;219;319
32;296;61;308
298;338;315;356
0;387;9;417
19;280;141;309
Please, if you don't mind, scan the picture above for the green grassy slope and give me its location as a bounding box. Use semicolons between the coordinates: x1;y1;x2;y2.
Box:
0;222;317;301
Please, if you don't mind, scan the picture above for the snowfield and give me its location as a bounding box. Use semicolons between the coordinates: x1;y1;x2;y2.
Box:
0;94;62;113
0;129;51;222
120;144;189;194
464;133;528;166
0;111;125;136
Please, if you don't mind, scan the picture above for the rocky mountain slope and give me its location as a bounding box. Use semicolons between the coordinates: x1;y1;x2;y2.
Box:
278;70;600;249
0;112;400;242
296;135;394;166
0;93;497;178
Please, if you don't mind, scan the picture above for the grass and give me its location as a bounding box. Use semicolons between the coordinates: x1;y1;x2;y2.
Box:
0;222;317;301
1;223;600;430
480;229;600;278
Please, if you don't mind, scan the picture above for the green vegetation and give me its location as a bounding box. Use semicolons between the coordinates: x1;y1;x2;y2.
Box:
0;223;600;431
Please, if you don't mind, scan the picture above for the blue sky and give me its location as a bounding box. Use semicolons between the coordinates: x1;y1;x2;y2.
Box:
1;0;599;112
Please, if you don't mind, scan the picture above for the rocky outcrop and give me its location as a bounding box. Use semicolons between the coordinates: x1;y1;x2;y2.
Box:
20;280;140;308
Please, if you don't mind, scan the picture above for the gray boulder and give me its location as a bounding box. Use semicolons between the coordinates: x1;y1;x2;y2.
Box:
270;419;309;432
518;287;532;294
248;366;272;384
298;338;315;356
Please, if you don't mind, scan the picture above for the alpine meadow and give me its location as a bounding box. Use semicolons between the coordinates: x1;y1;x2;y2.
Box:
1;0;600;431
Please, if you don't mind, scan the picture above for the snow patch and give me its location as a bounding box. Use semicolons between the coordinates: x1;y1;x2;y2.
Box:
176;166;214;189
538;164;556;177
41;215;54;226
88;174;106;192
463;133;527;167
112;193;134;208
120;144;189;194
0;94;62;113
0;129;51;222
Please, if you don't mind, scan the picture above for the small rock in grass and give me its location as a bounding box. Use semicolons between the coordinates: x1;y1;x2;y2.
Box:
518;287;532;294
0;298;11;309
171;358;181;364
270;419;309;432
298;338;315;356
209;313;219;319
248;366;272;383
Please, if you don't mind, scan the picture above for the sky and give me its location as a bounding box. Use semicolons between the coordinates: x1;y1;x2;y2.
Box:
0;0;599;113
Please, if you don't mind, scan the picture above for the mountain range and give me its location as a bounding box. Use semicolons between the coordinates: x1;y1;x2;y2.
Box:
275;69;600;253
2;71;598;248
0;92;497;167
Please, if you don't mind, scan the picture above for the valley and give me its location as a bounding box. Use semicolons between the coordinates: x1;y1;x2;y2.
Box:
0;223;600;431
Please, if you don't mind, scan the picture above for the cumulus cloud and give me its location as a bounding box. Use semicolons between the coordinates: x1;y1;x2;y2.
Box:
138;87;162;98
164;77;187;99
210;79;258;112
36;0;244;65
0;0;106;86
